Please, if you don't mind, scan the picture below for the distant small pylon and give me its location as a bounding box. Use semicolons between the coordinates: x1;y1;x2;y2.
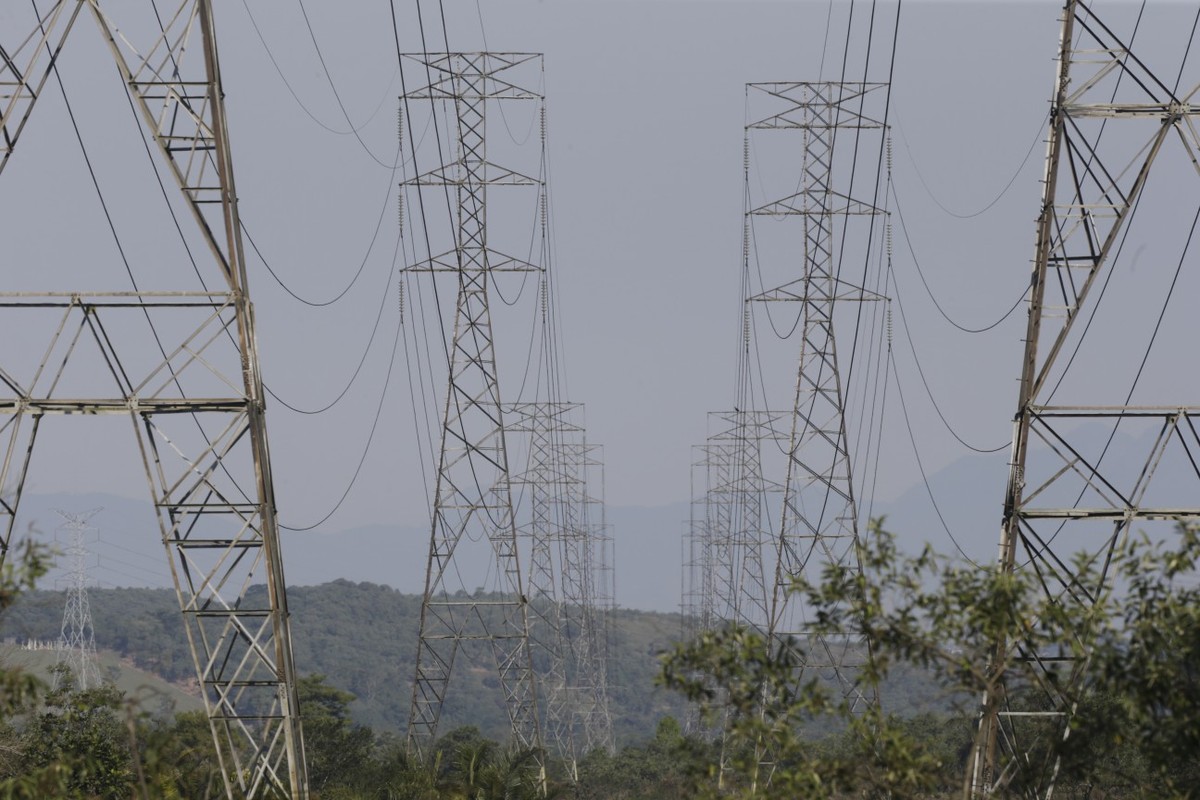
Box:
53;508;102;691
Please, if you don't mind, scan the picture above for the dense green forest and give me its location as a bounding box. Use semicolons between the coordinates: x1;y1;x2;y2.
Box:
0;579;957;746
0;581;696;745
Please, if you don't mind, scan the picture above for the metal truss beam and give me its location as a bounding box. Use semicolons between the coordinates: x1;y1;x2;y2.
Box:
0;0;87;176
970;2;1200;796
0;4;307;797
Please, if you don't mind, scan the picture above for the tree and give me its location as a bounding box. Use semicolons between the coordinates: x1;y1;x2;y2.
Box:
1058;528;1200;797
134;710;225;800
0;539;51;727
661;520;1200;799
298;673;376;797
575;716;710;800
1;666;133;800
427;725;552;800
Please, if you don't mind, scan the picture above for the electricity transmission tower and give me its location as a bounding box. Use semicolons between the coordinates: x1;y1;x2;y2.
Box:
0;4;307;798
700;410;782;633
509;401;615;775
565;434;615;760
749;81;888;710
54;509;102;692
400;52;546;759
682;411;780;691
970;2;1200;795
682;411;781;752
682;463;716;644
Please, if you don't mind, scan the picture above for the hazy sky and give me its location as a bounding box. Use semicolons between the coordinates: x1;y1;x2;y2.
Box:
3;0;1198;607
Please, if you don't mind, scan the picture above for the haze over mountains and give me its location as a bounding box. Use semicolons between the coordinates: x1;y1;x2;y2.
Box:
12;447;1005;612
20;414;1186;613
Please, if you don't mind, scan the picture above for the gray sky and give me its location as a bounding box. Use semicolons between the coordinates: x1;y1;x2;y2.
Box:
4;1;1198;608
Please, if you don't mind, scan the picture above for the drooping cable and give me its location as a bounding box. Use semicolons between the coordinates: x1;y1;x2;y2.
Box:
815;0;898;549
1173;5;1200;94
293;0;403;168
391;0;455;510
890;181;1028;334
889;261;1010;454
263;243;398;416
240;0;397;139
280;296;404;532
888;345;982;568
894;109;1047;220
242;158;396;309
851;194;895;522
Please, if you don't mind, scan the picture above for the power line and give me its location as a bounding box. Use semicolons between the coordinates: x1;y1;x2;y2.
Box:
239;0;398;138
888;263;1013;454
893;109;1047;220
279;299;404;532
292;0;404;168
240;130;402;308
264;250;399;416
887;346;982;568
890;181;1029;334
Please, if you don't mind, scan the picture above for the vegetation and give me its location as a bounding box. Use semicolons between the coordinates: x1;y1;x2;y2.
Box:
660;521;1200;798
0;522;1196;798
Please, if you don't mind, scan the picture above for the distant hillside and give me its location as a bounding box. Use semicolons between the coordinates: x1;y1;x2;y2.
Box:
0;644;203;718
1;582;955;745
0;581;691;746
15;492;693;613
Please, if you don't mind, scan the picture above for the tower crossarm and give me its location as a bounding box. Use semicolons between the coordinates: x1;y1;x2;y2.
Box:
400;52;542;101
745;81;888;131
401;249;542;273
747;277;887;305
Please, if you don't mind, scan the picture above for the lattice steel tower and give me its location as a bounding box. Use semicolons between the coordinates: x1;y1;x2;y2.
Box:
401;53;545;758
750;82;888;710
701;410;782;633
509;401;615;775
970;2;1200;795
54;509;102;692
682;411;781;756
0;3;307;797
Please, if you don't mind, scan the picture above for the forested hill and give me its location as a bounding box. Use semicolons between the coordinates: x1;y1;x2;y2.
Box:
0;581;690;745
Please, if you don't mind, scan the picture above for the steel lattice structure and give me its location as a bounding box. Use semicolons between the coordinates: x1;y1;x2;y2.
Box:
509;401;615;776
682;480;716;644
401;52;546;759
970;2;1200;795
682;411;783;772
53;509;102;692
749;81;888;711
0;3;307;798
704;410;783;633
683;410;782;646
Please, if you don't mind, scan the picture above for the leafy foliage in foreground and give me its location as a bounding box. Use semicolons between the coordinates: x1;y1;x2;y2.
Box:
2;523;1197;798
660;521;1200;799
